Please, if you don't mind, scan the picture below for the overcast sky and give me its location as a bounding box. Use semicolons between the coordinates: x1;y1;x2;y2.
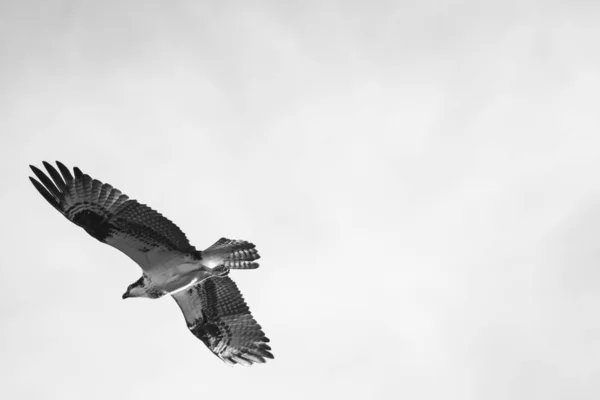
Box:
1;1;600;399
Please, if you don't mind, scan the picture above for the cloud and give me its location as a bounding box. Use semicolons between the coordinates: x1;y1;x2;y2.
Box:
1;1;600;399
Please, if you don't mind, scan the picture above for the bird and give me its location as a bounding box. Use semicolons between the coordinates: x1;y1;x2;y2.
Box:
29;161;273;366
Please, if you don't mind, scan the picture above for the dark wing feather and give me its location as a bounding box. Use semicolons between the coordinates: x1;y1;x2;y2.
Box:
56;161;74;183
172;276;273;366
42;161;67;191
29;161;198;270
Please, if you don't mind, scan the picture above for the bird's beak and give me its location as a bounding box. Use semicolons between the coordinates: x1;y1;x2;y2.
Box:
122;292;129;299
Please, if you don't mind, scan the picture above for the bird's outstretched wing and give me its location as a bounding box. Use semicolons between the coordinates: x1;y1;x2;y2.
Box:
29;161;198;270
172;276;273;366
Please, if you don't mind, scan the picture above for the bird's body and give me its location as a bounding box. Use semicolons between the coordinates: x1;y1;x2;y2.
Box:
29;161;272;366
121;253;217;299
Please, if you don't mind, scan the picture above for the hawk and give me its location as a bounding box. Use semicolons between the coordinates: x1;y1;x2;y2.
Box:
29;161;273;366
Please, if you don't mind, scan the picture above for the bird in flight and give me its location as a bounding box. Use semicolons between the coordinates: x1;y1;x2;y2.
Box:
29;161;273;366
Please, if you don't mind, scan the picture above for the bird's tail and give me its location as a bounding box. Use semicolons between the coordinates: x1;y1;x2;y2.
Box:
202;238;260;270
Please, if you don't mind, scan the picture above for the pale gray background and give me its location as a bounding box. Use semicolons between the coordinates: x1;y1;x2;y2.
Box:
1;1;600;399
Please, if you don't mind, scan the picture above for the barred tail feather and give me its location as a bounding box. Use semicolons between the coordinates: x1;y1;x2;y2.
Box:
203;238;260;270
224;260;259;270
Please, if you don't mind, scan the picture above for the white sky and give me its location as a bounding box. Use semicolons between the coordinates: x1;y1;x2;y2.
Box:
1;1;600;399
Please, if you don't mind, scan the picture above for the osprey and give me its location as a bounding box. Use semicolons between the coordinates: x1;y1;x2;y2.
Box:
29;161;273;366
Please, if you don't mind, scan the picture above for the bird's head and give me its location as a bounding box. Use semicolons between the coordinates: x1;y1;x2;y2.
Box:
122;275;147;299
